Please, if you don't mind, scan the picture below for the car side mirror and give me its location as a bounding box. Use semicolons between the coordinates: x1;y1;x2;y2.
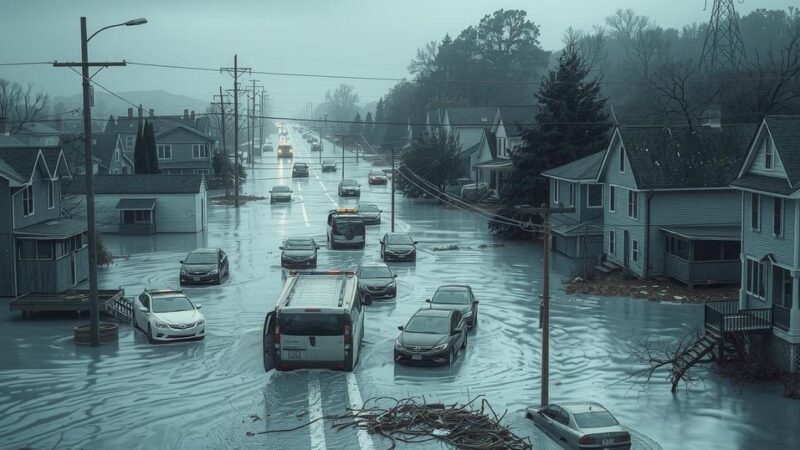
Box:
451;329;461;336
138;307;148;313
425;299;431;303
393;274;398;278
279;246;284;250
397;325;403;331
413;241;419;245
474;300;479;304
179;260;184;264
195;304;203;309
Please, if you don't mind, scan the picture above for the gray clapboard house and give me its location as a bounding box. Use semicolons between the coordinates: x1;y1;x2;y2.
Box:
0;147;88;298
596;123;757;286
730;115;800;372
542;151;606;275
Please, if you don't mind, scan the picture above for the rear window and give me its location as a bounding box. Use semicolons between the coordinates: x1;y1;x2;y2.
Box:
573;411;619;429
333;218;365;235
279;313;346;336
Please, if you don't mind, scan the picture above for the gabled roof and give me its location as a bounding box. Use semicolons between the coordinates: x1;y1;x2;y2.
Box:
156;124;213;141
426;108;444;126
0;155;25;183
105;115;203;135
91;133;120;166
606;124;757;190
763;115;800;187
16;122;60;136
445;107;497;128
542;151;605;181
496;106;537;137
0;147;52;183
730;174;794;195
39;147;71;178
485;129;497;159
459;141;482;159
67;174;205;195
0;134;25;147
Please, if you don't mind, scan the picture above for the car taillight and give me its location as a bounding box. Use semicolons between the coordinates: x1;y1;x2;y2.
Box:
619;432;631;443
273;324;280;347
578;435;595;445
344;324;351;345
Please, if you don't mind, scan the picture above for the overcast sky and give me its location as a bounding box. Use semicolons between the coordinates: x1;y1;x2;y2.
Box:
0;0;792;117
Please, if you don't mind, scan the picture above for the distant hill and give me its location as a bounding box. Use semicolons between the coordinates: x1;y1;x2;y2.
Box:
53;90;209;119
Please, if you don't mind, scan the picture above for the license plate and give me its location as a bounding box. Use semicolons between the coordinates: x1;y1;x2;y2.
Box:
193;277;201;281
602;438;614;445
287;350;301;359
412;355;422;360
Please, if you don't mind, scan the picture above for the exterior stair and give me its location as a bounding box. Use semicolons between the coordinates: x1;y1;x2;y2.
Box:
670;334;716;393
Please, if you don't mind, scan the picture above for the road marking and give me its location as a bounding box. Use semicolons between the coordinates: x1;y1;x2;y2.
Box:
325;192;337;207
346;372;375;450
297;183;303;192
309;377;327;450
301;199;310;227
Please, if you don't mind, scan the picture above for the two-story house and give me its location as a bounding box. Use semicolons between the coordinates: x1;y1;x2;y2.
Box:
596;123;757;286
59;133;134;175
474;106;536;195
441;107;497;177
730;115;800;372
0;146;88;298
13;122;60;146
542;151;606;275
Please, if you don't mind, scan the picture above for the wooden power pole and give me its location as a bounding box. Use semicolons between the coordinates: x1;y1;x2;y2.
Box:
220;55;250;207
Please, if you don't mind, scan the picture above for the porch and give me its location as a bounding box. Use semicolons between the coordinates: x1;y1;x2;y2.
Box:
474;158;512;199
116;198;156;235
704;300;773;335
14;219;89;295
662;226;741;288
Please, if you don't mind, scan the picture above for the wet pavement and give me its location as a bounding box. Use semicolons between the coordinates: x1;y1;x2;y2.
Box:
1;129;798;450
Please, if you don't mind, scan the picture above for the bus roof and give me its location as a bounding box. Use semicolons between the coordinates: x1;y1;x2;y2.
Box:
278;272;358;311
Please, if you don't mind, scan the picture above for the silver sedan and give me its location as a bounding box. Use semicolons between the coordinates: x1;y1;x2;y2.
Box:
527;402;631;449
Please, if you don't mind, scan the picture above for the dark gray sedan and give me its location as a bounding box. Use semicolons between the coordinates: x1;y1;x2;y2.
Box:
356;203;382;224
380;232;417;262
526;402;631;449
357;262;397;303
280;238;319;268
427;285;478;329
180;248;229;285
394;308;466;366
270;185;292;203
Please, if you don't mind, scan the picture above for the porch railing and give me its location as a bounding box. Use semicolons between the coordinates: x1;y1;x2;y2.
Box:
704;300;772;334
773;305;791;332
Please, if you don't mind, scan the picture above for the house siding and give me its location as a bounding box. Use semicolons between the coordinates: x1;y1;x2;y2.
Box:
0;179;14;297
602;140;643;274
68;193;203;233
16;247;89;295
156;128;213;173
12;170;61;229
749;128;787;178
742;193;795;268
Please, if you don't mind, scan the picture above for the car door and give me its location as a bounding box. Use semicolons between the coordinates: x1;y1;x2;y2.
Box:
219;250;228;275
380;234;387;257
135;294;149;330
454;311;466;347
263;311;277;372
540;406;564;438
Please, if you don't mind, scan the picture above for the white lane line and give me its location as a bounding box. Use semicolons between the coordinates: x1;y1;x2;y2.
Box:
325;192;337;207
297;183;303;192
301;199;310;227
346;372;375;450
309;377;327;450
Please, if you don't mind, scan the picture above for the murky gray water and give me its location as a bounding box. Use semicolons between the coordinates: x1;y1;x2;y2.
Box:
1;130;797;450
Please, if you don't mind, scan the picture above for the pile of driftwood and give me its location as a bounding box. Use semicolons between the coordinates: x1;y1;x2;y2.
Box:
250;395;531;450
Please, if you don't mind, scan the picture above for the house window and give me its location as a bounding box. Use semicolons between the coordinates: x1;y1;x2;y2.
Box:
157;144;172;159
668;236;690;260
553;180;560;204
568;183;575;207
773;266;792;308
608;186;615;212
67;233;86;252
632;240;639;262
773;197;783;237
115;149;120;161
587;184;602;208
192;144;209;159
746;258;767;299
628;190;638;219
764;134;774;170
609;230;616;255
47;181;55;209
126;135;135;148
750;193;760;231
122;210;152;224
17;239;54;260
619;148;625;172
22;185;34;217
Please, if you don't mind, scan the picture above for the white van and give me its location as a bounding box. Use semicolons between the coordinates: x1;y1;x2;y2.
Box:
263;271;365;372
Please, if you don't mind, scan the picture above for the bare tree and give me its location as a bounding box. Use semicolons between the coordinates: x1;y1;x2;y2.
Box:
628;330;710;394
647;59;721;127
605;9;669;78
0;78;49;132
563;27;607;72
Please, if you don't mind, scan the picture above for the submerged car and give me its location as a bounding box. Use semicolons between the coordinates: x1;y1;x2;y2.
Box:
526;402;631;449
356;203;382;224
179;248;229;285
357;262;397;303
427;285;478;329
394;308;466;366
280;237;319;268
270;185;292;203
133;289;206;343
277;144;293;158
380;232;417;262
262;142;274;152
292;162;309;177
321;159;337;172
368;169;387;185
338;179;361;197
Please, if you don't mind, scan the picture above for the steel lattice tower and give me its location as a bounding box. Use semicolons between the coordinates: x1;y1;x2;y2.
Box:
700;0;747;72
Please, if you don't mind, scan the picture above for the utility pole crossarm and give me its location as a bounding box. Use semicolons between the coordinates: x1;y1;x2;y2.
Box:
53;61;127;67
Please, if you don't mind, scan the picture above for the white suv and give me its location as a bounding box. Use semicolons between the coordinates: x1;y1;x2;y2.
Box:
133;289;206;343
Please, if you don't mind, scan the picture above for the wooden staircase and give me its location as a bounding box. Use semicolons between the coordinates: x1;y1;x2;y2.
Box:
594;260;622;274
104;296;134;323
670;334;717;393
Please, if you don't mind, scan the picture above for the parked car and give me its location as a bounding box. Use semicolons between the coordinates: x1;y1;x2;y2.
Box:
311;143;322;152
292;162;309;178
262;142;274;152
180;248;229;285
133;288;206;343
280;237;319;268
427;285;478;329
338;179;361;197
394;308;466;366
526;402;631;449
357;262;397;303
277;144;293;158
368;170;388;185
356;203;382;224
380;232;417;262
321;159;337;172
270;185;292;203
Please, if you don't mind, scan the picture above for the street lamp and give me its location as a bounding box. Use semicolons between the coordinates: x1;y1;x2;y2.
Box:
75;17;146;346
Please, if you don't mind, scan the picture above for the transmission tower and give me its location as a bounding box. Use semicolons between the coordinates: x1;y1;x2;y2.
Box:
700;0;746;72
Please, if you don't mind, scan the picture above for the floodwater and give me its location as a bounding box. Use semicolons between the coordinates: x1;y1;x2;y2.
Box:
1;129;797;450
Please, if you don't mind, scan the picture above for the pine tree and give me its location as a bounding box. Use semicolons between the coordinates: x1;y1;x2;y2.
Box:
374;98;385;123
364;112;374;142
349;112;363;136
133;121;147;174
492;41;610;235
143;121;159;174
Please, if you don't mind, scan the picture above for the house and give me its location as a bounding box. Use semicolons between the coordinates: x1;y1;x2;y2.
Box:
13;122;60;146
441;107;497;177
542;151;606;275
0;146;89;298
730;115;800;372
597;123;757;286
425;108;444;135
474;106;536;194
59;133;134;175
66;174;207;234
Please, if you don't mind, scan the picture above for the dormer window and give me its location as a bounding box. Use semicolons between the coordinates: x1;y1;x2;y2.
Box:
764;134;774;170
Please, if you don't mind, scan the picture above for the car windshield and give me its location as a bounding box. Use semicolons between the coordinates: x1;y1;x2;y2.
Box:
342;180;357;186
432;289;470;304
404;315;450;334
295;164;307;168
360;266;392;278
370;171;384;176
323;160;335;165
386;234;413;245
358;204;379;212
573;411;619;429
185;252;217;264
152;296;194;313
285;240;314;250
273;186;290;192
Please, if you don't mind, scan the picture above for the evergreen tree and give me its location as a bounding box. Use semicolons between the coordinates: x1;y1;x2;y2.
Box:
492;41;610;235
133;121;147;174
397;129;461;199
363;112;374;142
143;121;159;174
349;113;363;136
374;98;385;123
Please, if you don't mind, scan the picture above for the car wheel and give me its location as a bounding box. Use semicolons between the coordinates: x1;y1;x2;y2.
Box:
147;324;155;344
448;347;455;366
215;274;222;285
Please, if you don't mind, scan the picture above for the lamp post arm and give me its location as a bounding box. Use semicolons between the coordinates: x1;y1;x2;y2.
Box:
87;23;125;42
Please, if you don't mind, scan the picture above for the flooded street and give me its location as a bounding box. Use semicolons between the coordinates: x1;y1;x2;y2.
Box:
1;130;798;450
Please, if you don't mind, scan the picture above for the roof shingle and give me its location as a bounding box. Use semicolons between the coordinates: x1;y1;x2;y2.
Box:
764;115;800;188
542;151;605;181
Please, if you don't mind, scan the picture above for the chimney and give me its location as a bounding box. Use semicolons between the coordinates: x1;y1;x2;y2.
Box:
190;110;195;121
128;107;134;118
138;104;144;121
149;109;154;117
701;105;721;128
184;109;189;120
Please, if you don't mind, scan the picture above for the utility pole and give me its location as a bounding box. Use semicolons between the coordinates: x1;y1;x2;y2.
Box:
391;146;396;232
248;80;264;168
212;87;231;198
54;16;146;347
220;55;251;207
337;134;346;181
514;204;574;407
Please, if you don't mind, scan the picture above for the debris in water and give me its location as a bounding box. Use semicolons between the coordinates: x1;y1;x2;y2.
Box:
433;244;460;251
